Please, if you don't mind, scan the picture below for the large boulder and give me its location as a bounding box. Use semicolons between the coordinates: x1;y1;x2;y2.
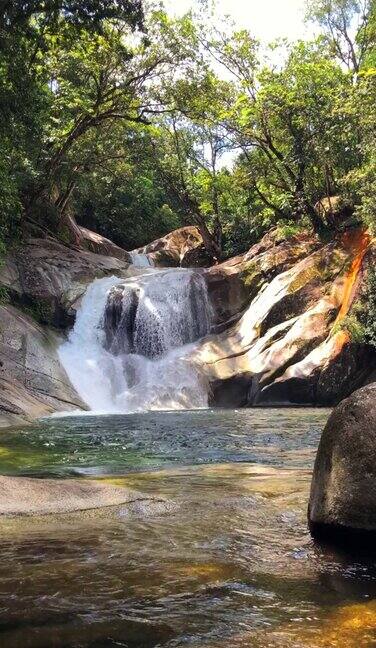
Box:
205;229;319;330
315;195;354;228
135;226;207;267
308;383;376;546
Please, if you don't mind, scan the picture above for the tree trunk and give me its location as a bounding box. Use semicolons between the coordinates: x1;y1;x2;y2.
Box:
59;211;84;247
56;181;83;246
194;214;222;263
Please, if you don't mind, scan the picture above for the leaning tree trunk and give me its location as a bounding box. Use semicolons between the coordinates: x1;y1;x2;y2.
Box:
292;179;326;234
194;214;222;263
55;181;83;247
59;211;84;247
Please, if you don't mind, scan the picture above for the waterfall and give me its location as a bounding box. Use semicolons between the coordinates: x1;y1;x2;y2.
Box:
129;251;154;268
58;270;211;413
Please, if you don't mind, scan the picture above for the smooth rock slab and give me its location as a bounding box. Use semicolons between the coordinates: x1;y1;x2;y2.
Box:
308;383;376;546
0;475;168;516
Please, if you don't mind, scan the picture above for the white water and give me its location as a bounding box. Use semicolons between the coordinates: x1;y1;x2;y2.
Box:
129;251;154;268
59;270;211;413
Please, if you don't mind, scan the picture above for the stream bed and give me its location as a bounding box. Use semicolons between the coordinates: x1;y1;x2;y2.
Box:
1;408;376;647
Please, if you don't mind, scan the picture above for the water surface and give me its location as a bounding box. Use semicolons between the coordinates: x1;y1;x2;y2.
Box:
1;409;376;648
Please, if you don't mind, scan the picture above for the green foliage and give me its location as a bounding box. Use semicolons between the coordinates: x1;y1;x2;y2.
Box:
76;136;182;248
334;312;367;343
333;267;376;348
344;72;376;231
359;267;376;347
306;0;376;76
0;1;144;32
276;221;308;241
0;0;375;263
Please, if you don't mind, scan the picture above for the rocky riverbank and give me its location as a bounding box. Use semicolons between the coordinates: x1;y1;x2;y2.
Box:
0;224;374;425
199;227;376;407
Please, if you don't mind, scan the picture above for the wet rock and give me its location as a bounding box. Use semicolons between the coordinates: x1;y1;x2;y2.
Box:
308;383;376;545
79;226;132;262
0;305;86;426
0;475;171;516
316;342;376;405
181;242;214;267
205;255;249;328
209;373;254;407
103;284;139;355
102;270;211;359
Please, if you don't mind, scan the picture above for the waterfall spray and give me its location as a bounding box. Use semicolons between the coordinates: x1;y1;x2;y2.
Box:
59;269;211;413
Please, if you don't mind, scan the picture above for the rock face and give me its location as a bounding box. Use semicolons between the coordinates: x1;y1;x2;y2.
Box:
0;305;86;426
196;227;376;407
0;223;374;424
0;236;134;328
308;383;376;545
79;226;132;262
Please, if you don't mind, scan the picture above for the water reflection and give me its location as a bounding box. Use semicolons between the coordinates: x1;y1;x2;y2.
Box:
1;409;376;647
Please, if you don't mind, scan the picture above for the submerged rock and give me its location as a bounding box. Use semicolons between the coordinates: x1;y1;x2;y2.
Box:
0;475;170;516
308;383;376;546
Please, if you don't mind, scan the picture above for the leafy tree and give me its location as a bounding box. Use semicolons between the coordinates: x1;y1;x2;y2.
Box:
0;1;144;33
0;0;375;263
306;0;374;75
0;0;147;244
75;126;181;249
307;0;376;230
148;117;232;261
199;29;356;232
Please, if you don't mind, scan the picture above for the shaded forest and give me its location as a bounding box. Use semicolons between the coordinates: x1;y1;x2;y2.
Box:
0;0;375;261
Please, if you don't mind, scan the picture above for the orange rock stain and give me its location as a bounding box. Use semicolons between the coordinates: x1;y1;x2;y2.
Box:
335;228;371;325
330;229;371;352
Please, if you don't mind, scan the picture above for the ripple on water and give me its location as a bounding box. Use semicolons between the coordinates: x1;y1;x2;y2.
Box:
1;408;375;647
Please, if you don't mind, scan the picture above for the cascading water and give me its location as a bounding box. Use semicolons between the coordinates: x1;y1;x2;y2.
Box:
58;269;212;413
129;251;154;268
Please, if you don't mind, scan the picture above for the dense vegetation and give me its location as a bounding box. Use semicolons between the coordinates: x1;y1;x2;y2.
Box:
0;0;375;259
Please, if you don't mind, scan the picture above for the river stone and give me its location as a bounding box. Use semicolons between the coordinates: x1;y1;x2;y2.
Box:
0;475;170;516
308;383;376;545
